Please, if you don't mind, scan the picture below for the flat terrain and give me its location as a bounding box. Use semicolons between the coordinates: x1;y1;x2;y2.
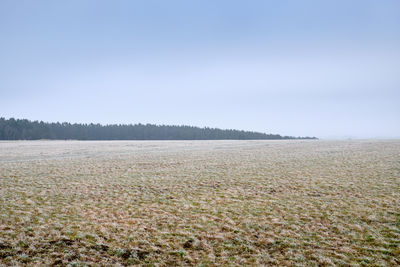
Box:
0;140;399;266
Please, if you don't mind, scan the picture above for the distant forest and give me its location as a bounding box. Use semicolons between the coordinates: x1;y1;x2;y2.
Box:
0;118;317;140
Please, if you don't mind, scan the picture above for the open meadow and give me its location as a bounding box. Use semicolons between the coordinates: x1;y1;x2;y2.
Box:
0;140;399;266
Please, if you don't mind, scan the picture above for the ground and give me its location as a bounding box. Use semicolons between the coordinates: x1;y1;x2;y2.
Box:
0;140;399;266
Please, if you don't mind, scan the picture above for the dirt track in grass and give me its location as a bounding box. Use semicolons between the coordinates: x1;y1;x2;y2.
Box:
1;140;399;266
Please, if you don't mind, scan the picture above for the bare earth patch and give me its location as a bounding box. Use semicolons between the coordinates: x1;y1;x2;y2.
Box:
0;140;399;266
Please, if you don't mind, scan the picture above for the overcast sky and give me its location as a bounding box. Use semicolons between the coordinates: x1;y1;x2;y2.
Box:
1;0;399;139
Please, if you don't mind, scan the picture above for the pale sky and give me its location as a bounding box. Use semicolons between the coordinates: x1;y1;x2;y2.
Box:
1;0;399;139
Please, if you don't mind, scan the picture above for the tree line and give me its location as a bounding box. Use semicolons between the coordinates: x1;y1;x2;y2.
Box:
0;117;317;140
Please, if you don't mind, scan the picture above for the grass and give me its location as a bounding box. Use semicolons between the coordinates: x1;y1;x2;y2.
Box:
0;140;399;266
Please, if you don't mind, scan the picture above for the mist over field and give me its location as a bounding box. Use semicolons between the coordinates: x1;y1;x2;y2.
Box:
1;0;399;138
1;0;400;266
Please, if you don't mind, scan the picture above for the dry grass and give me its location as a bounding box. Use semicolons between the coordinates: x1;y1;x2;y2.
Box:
0;140;399;266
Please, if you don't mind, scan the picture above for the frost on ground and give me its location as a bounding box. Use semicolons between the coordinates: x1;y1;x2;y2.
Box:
0;140;399;266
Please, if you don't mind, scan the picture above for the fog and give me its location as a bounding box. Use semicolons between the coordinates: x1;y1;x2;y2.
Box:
1;0;399;138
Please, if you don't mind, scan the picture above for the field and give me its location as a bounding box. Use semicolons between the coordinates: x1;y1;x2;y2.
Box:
0;140;399;266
